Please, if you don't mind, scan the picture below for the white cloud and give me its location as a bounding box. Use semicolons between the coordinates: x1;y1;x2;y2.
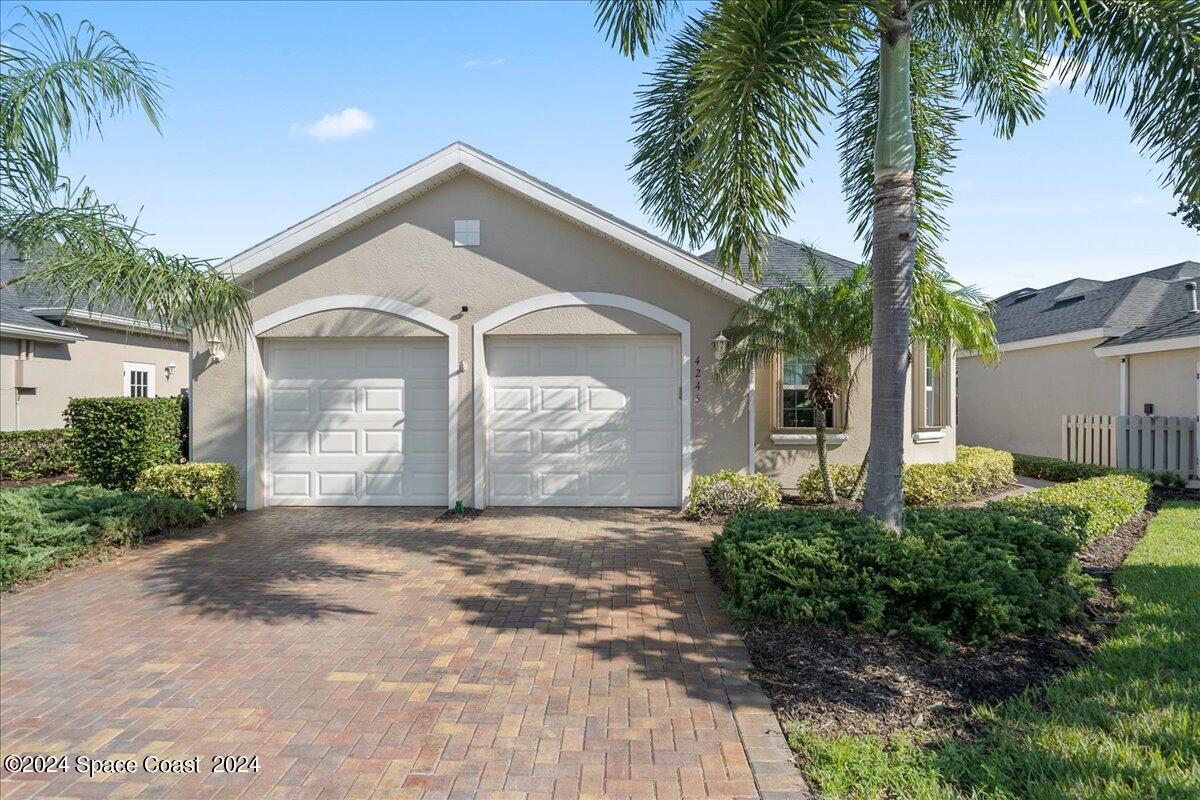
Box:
1130;196;1146;205
291;108;375;142
463;58;506;69
1038;56;1090;88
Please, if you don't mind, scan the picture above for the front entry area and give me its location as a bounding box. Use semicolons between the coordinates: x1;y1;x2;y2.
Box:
263;338;450;506
485;335;681;506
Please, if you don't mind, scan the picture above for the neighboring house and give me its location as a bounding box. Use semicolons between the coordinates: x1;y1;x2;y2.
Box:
193;142;955;509
0;254;190;431
959;262;1200;459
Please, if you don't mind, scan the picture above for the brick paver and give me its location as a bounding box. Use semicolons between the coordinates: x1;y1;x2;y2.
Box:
1;508;804;799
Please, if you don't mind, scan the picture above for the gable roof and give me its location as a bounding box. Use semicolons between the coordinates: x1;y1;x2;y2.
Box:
989;261;1200;350
698;235;861;288
220;142;757;303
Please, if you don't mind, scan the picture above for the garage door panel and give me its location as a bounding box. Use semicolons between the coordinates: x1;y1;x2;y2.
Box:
486;335;680;507
265;339;448;506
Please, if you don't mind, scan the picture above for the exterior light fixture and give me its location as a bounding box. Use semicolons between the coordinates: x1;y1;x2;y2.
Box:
207;336;226;363
165;362;177;379
711;332;728;360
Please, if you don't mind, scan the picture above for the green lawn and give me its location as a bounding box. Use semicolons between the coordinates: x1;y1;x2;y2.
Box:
787;501;1200;800
0;480;205;590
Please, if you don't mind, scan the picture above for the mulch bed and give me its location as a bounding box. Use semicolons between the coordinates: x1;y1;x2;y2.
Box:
720;486;1199;739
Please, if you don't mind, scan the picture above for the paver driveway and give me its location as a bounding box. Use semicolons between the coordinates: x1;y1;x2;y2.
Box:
1;508;804;800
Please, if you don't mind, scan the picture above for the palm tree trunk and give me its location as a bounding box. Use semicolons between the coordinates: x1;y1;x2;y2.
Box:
850;448;869;502
815;408;837;503
863;18;917;530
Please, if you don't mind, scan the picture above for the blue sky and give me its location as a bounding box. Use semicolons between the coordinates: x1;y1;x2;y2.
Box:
15;0;1199;297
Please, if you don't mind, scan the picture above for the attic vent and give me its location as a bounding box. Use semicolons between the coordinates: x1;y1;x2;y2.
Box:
1052;294;1085;307
454;219;480;247
1010;289;1038;303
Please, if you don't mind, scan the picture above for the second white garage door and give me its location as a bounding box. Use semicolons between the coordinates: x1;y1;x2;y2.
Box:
485;335;681;506
264;338;449;506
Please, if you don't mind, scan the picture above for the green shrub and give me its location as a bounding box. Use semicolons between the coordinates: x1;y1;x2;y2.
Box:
1012;452;1185;488
64;397;184;490
0;429;74;481
711;506;1089;652
989;473;1152;545
135;462;238;518
685;470;782;519
1;480;204;589
796;446;1015;506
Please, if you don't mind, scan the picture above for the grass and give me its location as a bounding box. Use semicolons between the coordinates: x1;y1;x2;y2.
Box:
786;501;1200;799
0;480;205;590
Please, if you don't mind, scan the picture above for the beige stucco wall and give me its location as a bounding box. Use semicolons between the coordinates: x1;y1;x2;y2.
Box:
0;325;189;431
1127;347;1200;418
753;352;957;490
958;338;1121;458
193;171;957;506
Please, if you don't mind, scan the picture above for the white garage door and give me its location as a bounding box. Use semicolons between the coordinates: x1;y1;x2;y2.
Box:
264;339;449;506
486;335;681;506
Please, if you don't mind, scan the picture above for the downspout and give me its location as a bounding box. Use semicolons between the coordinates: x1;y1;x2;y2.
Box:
747;363;756;474
1119;357;1129;416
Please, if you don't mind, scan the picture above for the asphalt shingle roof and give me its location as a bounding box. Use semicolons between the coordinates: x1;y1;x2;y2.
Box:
990;261;1200;347
698;235;861;288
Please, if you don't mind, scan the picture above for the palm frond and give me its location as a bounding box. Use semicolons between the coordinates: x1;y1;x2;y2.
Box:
690;0;863;282
594;0;680;58
1;7;163;203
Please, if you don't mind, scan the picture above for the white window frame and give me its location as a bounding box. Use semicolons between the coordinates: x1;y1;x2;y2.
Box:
912;342;950;430
453;219;480;247
123;361;156;398
778;354;836;430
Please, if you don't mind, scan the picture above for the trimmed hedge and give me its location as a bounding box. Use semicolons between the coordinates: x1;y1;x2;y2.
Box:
64;397;184;490
685;470;781;520
0;429;74;481
711;506;1089;652
136;462;238;518
1;480;204;589
1012;452;1186;488
796;446;1015;506
989;473;1152;545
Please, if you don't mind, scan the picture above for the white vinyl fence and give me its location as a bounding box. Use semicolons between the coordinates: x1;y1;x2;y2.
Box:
1062;414;1197;480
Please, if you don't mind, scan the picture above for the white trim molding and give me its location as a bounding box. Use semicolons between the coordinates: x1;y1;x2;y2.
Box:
0;321;86;343
219;142;755;304
912;430;947;444
244;294;459;511
24;307;186;339
472;292;692;509
961;327;1134;357
1094;333;1200;357
770;432;848;445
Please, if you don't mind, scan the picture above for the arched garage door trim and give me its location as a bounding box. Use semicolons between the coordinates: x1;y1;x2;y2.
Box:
245;295;459;510
472;292;691;508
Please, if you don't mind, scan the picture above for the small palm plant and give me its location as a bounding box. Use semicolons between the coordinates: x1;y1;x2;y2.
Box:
595;0;1199;528
715;262;872;503
1;8;249;341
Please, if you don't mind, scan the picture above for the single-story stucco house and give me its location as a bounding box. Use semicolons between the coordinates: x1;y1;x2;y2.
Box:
959;261;1200;462
1;251;190;431
193;143;957;509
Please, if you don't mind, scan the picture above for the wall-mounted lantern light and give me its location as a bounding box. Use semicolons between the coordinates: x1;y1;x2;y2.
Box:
207;336;226;363
165;362;177;379
711;332;728;360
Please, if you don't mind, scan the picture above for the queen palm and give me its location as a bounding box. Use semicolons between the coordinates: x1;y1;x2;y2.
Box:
1;9;249;341
595;0;1200;528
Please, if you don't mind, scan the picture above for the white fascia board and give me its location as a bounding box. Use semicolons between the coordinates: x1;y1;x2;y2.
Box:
1093;333;1200;357
219;142;756;304
0;321;87;343
959;327;1132;357
58;309;187;339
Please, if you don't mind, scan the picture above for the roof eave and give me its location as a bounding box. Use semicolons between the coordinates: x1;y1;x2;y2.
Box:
1093;332;1200;357
0;321;87;343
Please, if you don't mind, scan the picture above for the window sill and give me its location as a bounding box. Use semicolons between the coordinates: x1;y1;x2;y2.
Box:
912;429;947;444
770;432;849;446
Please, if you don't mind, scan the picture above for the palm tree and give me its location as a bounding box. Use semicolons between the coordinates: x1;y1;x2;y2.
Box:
714;255;997;503
1;8;249;341
715;261;872;502
595;0;1199;528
